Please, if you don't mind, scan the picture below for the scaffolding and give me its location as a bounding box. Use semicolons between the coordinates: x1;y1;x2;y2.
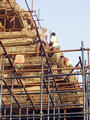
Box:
0;0;90;120
0;40;90;120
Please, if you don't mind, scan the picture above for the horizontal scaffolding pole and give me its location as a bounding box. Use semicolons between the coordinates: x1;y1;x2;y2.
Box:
1;89;83;96
2;103;82;110
0;66;85;73
1;111;84;118
1;82;83;88
0;48;89;55
1;72;89;80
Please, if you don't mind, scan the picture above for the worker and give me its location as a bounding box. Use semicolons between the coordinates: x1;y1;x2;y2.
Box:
14;54;25;72
64;57;72;67
35;27;48;56
48;32;61;60
49;32;60;51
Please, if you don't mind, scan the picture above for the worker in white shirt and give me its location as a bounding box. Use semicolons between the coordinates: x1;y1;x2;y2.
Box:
49;32;60;51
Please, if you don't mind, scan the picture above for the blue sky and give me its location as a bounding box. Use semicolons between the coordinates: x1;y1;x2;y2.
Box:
16;0;90;66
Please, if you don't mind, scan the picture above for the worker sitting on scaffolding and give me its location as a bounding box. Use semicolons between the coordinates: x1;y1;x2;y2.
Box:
49;32;60;50
64;57;72;67
35;27;48;56
49;32;60;57
59;56;72;67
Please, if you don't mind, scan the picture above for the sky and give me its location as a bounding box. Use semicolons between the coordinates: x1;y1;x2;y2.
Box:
16;0;90;66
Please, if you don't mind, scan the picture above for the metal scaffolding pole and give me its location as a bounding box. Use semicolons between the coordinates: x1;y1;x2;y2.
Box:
0;50;5;118
58;95;60;120
10;71;14;120
4;108;7;119
40;50;44;120
84;59;89;120
87;48;90;120
53;84;56;120
26;98;29;120
19;82;22;120
81;41;87;120
47;68;50;120
33;109;35;120
64;109;66;120
86;74;89;120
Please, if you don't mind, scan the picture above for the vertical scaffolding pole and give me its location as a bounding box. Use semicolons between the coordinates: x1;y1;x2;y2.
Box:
26;98;29;120
53;84;55;120
86;74;89;120
87;49;90;120
10;71;14;120
33;109;35;120
58;95;60;120
40;50;44;120
47;68;50;120
64;109;66;120
0;50;5;118
31;0;33;11
4;108;6;119
84;60;89;120
81;41;86;120
19;83;22;120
